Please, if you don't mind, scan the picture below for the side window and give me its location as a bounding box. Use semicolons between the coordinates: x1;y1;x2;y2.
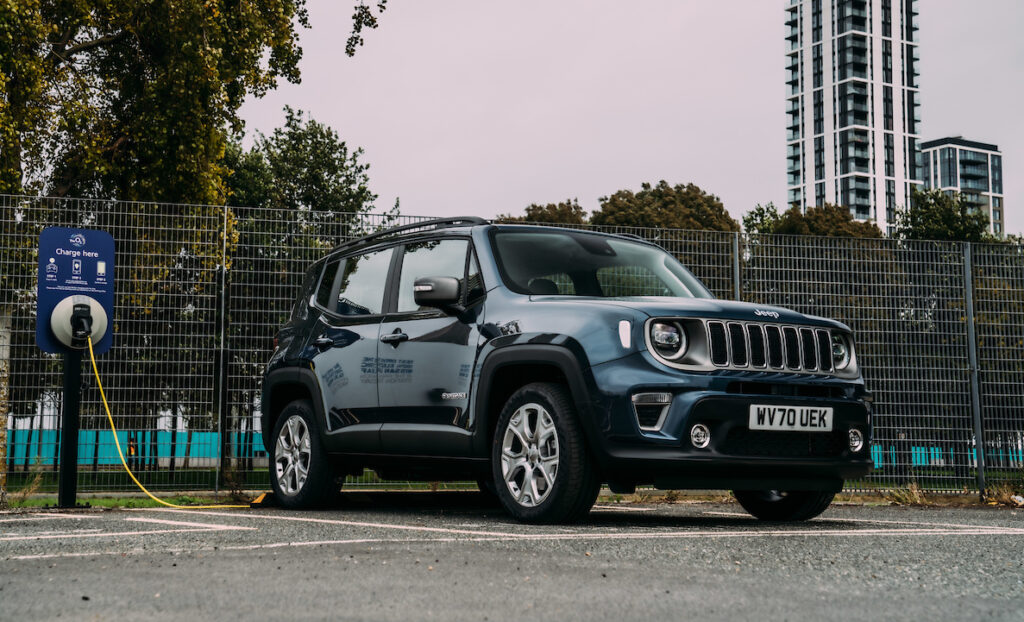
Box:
314;259;341;310
396;239;469;313
466;252;485;304
335;248;393;316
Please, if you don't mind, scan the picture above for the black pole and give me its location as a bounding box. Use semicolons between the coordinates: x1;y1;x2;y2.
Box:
58;349;82;508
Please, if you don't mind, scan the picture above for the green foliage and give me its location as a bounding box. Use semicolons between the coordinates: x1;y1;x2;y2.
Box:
1;1;388;205
225;107;380;219
895;189;993;243
742;202;781;235
346;0;388;57
0;0;317;204
497;198;588;224
591;181;739;232
744;202;882;238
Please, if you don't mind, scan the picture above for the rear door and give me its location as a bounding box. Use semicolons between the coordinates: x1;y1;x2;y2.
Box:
309;246;395;453
377;238;485;456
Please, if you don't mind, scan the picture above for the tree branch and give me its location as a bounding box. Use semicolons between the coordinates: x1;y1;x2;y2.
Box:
52;30;129;61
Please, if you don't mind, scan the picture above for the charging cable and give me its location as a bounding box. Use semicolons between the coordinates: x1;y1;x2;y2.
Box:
87;336;249;509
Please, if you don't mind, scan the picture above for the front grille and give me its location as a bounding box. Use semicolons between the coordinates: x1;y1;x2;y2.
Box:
707;321;835;375
720;428;845;458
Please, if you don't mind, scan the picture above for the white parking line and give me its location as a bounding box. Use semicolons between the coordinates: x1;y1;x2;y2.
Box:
125;517;255;531
700;510;1024;533
0;528;246;542
149;508;532;538
0;514;102;524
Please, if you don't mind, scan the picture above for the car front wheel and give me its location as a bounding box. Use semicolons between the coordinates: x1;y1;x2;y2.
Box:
733;489;835;521
270;399;338;508
491;382;599;523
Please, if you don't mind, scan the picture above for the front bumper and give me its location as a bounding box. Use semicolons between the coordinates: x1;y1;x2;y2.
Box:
584;352;873;490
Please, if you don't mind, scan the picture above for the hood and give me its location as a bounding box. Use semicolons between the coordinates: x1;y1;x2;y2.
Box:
528;296;849;331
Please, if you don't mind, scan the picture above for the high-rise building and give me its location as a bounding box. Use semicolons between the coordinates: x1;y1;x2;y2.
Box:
921;137;1005;236
785;0;922;232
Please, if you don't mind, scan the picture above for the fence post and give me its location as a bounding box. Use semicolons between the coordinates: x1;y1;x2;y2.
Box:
732;232;742;301
962;242;986;499
214;208;230;493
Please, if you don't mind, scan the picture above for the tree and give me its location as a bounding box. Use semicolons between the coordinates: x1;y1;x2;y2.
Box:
591;181;739;232
221;109;395;480
895;189;992;243
497;199;588;224
0;1;389;203
744;202;882;238
227;107;382;217
742;202;782;235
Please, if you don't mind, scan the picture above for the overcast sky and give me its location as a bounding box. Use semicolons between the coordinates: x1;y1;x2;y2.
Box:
240;1;1024;235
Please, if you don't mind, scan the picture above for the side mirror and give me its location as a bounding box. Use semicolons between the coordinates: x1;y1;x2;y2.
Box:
413;276;462;310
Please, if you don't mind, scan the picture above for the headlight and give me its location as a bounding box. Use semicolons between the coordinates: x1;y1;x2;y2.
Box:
832;333;852;369
650;321;687;360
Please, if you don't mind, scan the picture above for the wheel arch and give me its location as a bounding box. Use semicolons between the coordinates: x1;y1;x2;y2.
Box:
471;343;602;463
260;367;324;453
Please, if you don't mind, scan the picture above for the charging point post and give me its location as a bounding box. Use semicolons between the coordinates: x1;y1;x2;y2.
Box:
36;228;115;508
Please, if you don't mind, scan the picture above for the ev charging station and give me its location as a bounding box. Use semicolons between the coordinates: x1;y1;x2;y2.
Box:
36;227;115;508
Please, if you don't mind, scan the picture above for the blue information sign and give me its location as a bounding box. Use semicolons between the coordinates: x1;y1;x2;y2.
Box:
36;227;116;354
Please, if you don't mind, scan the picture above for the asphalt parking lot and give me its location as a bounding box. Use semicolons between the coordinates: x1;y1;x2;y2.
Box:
2;493;1022;621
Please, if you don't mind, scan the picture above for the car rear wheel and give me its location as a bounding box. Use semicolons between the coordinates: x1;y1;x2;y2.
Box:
270;399;338;509
491;382;599;523
733;489;835;521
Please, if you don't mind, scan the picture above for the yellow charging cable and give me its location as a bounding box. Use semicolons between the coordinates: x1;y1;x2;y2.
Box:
88;337;249;509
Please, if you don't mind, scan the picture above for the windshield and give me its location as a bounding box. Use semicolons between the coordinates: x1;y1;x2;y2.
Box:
491;229;712;299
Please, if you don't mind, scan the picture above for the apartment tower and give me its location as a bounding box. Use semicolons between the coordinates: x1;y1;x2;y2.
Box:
786;0;921;232
921;137;1005;236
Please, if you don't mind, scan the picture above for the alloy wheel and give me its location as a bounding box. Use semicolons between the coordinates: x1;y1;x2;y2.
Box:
500;402;559;507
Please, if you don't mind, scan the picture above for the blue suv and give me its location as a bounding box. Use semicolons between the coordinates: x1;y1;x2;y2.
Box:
262;218;872;523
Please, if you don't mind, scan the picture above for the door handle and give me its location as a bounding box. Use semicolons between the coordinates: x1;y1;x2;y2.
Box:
380;330;409;346
314;336;334;350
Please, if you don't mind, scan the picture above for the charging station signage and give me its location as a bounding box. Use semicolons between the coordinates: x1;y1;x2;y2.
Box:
36;227;115;354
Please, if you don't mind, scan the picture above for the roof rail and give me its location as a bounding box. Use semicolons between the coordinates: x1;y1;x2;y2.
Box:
616;232;646;241
331;216;488;254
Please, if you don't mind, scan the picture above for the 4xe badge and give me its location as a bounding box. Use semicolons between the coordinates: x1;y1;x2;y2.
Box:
753;309;780;319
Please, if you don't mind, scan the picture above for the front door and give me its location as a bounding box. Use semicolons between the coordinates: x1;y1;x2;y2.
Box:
378;238;483;457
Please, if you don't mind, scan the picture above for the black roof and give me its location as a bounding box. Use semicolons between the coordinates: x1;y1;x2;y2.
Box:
920;136;1000;152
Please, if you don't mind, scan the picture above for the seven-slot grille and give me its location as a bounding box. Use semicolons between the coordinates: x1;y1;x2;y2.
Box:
706;321;835;374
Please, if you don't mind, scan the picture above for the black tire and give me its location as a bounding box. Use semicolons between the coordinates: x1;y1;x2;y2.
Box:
476;478;501;506
269;399;339;509
491;382;600;524
733;489;835;521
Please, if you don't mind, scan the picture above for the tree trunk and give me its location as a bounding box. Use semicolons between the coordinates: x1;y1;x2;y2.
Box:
22;414;34;471
168;393;177;483
0;306;10;507
183;423;192;469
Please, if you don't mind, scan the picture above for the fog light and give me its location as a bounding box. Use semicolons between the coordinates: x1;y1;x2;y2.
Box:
690;424;711;449
848;428;864;452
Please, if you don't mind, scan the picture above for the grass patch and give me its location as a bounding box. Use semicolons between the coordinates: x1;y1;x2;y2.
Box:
9;494;240;509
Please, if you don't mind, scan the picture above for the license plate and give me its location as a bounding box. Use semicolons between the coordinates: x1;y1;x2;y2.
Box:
748;405;833;432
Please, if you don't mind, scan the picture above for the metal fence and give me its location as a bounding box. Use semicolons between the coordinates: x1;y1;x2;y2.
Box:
2;195;1021;496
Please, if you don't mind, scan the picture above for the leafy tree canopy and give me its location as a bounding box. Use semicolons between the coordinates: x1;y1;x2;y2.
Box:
591;181;739;232
225;107;381;216
0;1;388;204
497;198;587;224
894;188;993;243
744;202;882;238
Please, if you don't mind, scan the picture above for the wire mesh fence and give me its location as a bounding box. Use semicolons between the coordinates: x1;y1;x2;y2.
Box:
2;195;1021;496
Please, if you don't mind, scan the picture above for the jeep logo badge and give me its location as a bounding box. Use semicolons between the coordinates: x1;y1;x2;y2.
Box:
754;309;780;319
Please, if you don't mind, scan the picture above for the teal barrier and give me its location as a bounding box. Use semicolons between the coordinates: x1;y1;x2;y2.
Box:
4;429;266;466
